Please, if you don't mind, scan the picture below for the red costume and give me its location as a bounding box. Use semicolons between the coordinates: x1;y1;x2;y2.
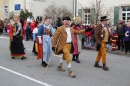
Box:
111;34;118;51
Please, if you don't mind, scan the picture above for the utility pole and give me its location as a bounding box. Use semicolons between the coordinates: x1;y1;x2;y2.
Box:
4;0;6;18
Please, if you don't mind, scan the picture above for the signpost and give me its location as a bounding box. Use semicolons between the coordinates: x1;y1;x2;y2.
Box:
15;4;21;11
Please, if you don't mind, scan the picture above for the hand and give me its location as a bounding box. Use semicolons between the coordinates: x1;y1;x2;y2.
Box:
96;43;101;51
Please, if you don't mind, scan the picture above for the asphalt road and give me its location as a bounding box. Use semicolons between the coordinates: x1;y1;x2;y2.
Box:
0;35;130;86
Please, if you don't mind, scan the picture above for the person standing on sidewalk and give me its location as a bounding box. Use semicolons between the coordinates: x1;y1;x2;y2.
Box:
94;16;116;71
123;20;130;54
116;19;126;51
0;18;4;35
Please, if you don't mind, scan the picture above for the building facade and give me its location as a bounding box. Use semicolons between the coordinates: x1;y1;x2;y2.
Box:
0;0;9;19
77;0;130;25
0;0;76;19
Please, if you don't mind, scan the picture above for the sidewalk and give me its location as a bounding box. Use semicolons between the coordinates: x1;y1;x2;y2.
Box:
83;46;130;57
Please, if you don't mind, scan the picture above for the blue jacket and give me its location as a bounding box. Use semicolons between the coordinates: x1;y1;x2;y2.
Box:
26;25;30;34
37;24;55;36
123;27;130;41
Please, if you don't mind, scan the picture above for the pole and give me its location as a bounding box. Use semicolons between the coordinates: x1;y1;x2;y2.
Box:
4;0;6;18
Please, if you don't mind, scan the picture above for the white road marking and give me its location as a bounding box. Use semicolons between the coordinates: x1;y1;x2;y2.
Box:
0;36;9;39
0;66;52;86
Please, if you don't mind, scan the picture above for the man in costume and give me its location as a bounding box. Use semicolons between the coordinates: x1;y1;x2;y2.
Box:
94;16;116;71
37;17;55;67
9;15;27;60
52;16;90;78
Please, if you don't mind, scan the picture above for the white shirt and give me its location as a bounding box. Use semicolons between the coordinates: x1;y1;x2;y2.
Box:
65;27;72;43
32;27;38;34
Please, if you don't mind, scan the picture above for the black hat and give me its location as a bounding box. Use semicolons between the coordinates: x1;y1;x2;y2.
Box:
100;16;109;21
62;16;71;21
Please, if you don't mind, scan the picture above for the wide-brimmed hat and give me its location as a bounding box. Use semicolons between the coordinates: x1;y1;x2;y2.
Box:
100;16;109;21
62;16;71;21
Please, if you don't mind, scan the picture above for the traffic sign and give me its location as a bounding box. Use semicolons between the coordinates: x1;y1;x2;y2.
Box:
15;4;21;11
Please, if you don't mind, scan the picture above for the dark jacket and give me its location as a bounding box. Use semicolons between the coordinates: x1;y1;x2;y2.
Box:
95;24;114;44
0;20;4;29
116;23;126;36
123;27;130;41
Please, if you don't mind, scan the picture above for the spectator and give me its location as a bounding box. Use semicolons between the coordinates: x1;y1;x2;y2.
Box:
116;19;126;51
123;19;130;54
25;23;30;41
0;18;4;35
55;17;62;30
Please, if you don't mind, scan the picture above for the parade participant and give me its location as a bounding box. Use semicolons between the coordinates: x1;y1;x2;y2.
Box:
52;16;90;78
94;16;116;71
32;22;40;55
37;17;55;67
71;16;82;63
9;15;27;60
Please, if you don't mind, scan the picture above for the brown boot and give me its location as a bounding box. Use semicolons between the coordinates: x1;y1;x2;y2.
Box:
57;66;66;72
68;71;76;78
103;64;109;71
94;62;102;68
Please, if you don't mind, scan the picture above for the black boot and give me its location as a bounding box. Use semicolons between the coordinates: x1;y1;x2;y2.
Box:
42;61;48;67
94;62;102;68
76;54;80;63
21;56;27;60
103;64;109;71
72;55;76;61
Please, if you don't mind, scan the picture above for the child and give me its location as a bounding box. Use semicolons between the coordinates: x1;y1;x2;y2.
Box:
111;32;118;51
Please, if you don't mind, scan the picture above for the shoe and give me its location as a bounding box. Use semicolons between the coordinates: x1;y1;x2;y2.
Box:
76;56;80;63
57;66;66;72
103;64;109;71
94;62;102;68
72;57;76;61
12;57;15;59
68;71;76;78
76;59;80;63
21;56;27;60
42;61;48;67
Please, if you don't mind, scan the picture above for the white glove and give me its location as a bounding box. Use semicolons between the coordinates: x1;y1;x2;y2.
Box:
37;36;42;44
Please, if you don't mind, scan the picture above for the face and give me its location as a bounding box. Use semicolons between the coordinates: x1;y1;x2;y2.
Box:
63;20;71;27
102;20;108;26
44;19;50;25
14;18;19;23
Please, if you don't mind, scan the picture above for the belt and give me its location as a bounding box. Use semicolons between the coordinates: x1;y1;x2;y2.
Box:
66;42;72;44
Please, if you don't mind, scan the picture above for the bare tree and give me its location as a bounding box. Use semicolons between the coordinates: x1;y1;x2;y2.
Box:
89;0;113;24
44;2;72;25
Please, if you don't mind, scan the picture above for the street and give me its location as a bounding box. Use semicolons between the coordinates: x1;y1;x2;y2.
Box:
0;35;130;86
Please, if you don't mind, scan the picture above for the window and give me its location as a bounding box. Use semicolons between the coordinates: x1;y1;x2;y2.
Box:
83;9;90;25
122;6;130;23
